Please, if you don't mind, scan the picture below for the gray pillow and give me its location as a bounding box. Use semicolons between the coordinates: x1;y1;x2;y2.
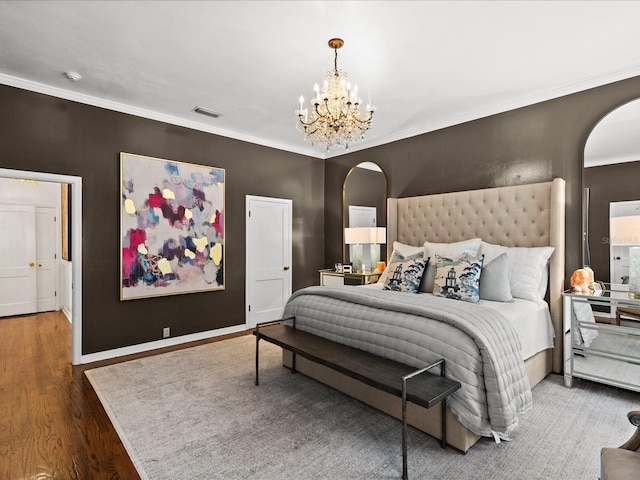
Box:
479;253;514;302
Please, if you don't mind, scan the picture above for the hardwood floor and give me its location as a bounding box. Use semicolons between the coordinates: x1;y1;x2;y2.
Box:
0;311;249;479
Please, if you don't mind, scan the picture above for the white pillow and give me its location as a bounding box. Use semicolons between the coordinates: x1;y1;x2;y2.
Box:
391;240;423;258
508;246;554;302
480;241;554;303
478;241;508;264
423;238;482;293
378;241;424;284
479;253;514;302
538;265;549;299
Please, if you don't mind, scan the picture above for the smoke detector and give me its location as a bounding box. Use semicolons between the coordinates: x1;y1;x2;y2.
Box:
64;71;82;82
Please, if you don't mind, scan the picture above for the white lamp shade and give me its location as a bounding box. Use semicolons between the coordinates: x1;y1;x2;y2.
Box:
610;215;640;245
344;227;386;245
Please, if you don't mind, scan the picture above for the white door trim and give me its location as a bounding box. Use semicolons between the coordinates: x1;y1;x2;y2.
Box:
35;206;60;313
245;195;292;328
0;168;83;365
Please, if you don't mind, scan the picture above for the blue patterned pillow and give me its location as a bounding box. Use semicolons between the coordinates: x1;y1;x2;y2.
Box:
433;254;484;303
383;258;428;293
378;250;424;284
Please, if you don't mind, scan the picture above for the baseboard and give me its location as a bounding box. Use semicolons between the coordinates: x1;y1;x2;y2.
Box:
80;323;249;364
62;307;72;323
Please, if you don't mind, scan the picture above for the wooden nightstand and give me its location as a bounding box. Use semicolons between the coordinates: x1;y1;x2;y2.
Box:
319;269;381;286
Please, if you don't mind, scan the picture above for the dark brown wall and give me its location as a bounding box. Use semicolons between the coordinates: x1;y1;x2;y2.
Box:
0;85;324;355
327;75;640;287
5;74;640;356
584;160;640;283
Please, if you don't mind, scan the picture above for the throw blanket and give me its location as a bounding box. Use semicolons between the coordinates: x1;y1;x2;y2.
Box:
283;286;532;438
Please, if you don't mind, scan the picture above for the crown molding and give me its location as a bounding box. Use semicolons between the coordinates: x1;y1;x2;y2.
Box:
0;73;326;160
584;155;640;168
323;63;640;159
3;61;640;162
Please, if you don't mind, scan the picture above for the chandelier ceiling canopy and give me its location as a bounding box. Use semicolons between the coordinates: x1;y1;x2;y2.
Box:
296;38;375;151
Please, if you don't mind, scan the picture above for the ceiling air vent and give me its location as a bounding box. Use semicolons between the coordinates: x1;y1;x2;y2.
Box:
193;106;222;118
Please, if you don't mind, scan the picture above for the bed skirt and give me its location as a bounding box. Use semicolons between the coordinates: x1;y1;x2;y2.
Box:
282;348;552;453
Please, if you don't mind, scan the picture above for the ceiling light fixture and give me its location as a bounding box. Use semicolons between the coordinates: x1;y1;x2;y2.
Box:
194;106;222;119
296;38;375;151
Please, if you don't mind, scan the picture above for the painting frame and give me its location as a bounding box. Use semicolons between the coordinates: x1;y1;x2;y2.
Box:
120;152;225;301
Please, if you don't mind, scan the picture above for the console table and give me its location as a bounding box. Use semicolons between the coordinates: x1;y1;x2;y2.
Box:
562;284;640;393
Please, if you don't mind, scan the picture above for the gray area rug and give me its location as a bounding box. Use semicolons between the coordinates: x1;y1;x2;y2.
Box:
85;335;640;480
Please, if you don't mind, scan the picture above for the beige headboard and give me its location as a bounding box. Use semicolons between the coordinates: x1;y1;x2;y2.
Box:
387;178;566;373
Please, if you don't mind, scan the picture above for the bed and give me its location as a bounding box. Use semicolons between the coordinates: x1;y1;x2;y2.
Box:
282;178;566;452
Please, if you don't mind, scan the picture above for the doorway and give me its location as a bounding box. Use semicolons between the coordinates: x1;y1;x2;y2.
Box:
0;168;83;365
610;200;640;285
245;195;292;328
0;187;61;316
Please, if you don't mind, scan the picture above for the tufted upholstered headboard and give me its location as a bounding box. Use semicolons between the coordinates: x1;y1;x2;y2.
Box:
387;178;566;373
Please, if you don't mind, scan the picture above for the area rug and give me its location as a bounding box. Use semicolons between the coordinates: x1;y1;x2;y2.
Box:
85;335;640;480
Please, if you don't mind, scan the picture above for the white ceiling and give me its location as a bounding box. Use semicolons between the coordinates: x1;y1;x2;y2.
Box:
2;1;640;160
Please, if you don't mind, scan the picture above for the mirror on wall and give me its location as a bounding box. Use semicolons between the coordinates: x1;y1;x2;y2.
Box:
583;98;640;284
342;162;387;272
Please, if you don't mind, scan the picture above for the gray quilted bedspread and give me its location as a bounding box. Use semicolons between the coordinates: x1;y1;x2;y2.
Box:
282;286;533;438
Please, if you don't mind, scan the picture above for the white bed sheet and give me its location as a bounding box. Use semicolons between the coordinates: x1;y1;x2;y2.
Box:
481;297;555;360
360;283;554;360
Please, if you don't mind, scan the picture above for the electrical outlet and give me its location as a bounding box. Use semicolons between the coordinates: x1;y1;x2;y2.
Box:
163;327;170;338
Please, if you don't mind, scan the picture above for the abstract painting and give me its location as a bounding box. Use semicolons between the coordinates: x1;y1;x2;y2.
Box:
120;153;225;300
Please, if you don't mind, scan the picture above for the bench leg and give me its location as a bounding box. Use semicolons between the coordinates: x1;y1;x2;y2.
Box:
402;377;408;480
255;331;260;386
441;399;447;449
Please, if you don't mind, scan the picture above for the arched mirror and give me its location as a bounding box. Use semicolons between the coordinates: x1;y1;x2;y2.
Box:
584;98;640;286
342;162;387;273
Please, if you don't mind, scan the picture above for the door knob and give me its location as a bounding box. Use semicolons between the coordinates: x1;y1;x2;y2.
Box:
29;262;35;267
283;266;290;271
38;263;42;267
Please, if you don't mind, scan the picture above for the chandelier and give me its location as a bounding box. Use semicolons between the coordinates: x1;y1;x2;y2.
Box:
296;38;375;151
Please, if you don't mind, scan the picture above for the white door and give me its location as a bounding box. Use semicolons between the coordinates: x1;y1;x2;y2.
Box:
0;205;37;316
611;245;630;285
246;196;292;328
36;206;58;312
